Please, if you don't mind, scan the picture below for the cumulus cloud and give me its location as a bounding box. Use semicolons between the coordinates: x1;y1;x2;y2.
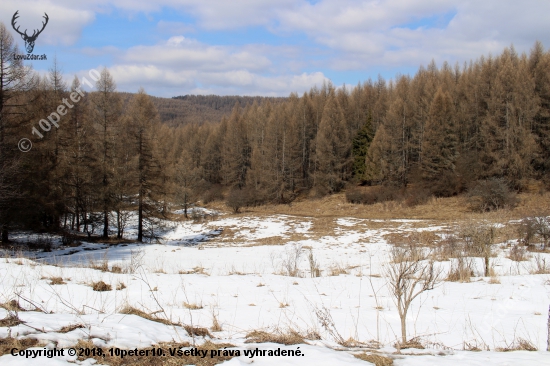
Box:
3;0;549;96
104;36;329;96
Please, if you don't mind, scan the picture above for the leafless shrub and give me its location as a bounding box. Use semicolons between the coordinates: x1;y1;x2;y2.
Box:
518;218;539;246
507;245;530;262
519;216;550;249
211;309;222;332
127;249;145;274
307;248;321;277
385;246;441;344
460;223;495;276
89;252;109;272
312;304;346;345
467;178;517;212
530;254;550;274
446;256;473;282
277;244;303;277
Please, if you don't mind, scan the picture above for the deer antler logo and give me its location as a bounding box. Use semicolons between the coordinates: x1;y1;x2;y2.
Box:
11;10;49;54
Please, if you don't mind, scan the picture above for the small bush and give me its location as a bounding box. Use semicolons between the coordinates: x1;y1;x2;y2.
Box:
201;183;224;204
402;186;431;207
226;187;255;213
467;178;518;212
345;185;399;205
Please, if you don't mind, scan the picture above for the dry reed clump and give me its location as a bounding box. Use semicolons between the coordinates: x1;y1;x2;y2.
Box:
0;313;23;327
496;338;537;352
445;258;473;283
184;325;212;338
328;263;348;276
91;281;112;292
110;265;123;273
245;329;307;345
354;352;394;366
49;276;66;285
394;337;425;350
183;302;203;310
75;339;236;366
0;300;25;312
116;282;126;290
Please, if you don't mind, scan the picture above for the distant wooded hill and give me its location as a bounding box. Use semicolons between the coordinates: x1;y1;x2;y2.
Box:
120;94;287;127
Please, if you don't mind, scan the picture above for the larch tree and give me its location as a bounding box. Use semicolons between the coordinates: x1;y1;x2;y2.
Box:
421;88;459;196
90;68;122;239
127;88;161;242
314;92;350;193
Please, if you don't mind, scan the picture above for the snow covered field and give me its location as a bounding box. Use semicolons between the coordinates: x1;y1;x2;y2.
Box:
1;212;550;365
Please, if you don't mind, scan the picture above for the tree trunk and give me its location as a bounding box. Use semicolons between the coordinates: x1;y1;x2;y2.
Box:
137;197;143;242
102;210;109;239
1;227;8;243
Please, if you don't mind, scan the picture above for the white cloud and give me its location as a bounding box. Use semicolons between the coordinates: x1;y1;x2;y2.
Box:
3;0;550;96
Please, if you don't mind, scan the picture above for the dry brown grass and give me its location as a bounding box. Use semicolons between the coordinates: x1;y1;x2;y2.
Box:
0;337;39;356
91;281;112;291
496;338;537;352
245;330;306;345
239;191;550;221
75;339;235;366
328;264;348;276
120;306;175;326
110;265;123;273
184;325;212;337
354;352;394;366
179;266;210;275
394;338;425;349
57;323;85;333
183;302;203;310
49;276;66;285
0;300;25;312
0;313;23;327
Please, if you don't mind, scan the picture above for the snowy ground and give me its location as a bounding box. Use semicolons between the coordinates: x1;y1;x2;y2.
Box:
1;211;550;365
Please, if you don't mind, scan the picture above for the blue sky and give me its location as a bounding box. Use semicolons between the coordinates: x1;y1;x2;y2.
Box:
1;1;549;97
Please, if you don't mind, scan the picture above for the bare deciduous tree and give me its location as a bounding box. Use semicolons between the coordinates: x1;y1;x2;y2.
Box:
385;246;441;345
